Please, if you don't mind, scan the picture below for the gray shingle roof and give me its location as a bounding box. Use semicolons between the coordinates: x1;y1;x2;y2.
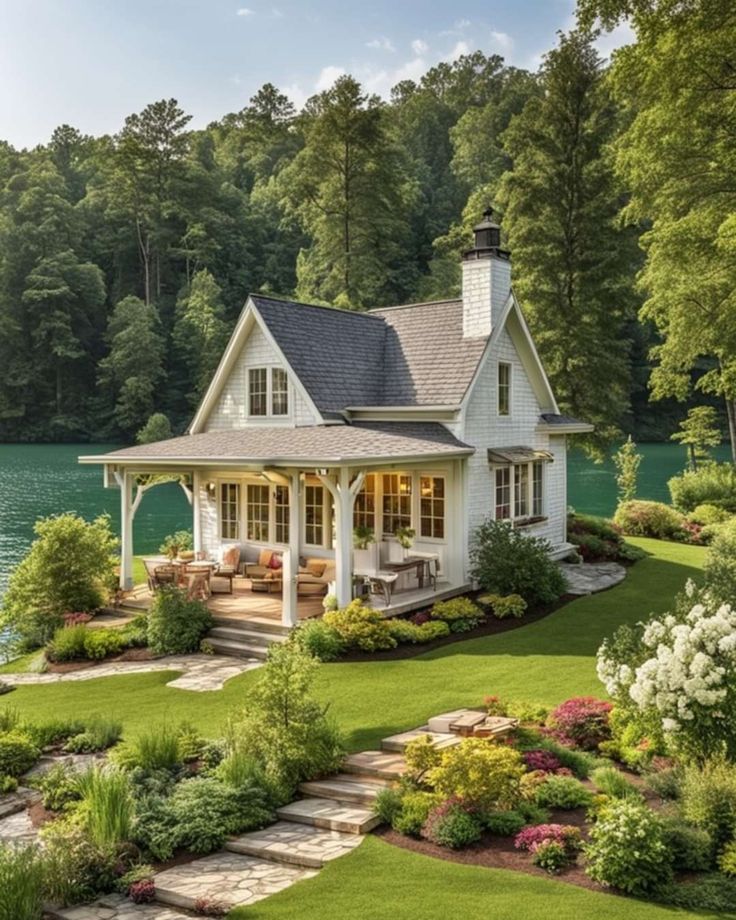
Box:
540;413;593;429
250;294;487;413
87;422;474;465
372;300;487;406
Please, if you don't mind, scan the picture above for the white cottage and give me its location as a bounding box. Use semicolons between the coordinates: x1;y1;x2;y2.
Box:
82;211;592;628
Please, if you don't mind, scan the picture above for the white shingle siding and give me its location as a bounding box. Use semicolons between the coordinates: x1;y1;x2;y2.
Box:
461;323;567;554
461;256;511;338
205;324;317;430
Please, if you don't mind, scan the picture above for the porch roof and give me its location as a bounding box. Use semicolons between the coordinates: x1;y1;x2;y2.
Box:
80;422;475;467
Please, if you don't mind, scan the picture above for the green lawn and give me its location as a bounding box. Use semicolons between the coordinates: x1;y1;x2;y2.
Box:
230;835;722;920
4;538;704;752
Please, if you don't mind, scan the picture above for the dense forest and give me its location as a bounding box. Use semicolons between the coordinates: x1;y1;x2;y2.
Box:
0;0;733;458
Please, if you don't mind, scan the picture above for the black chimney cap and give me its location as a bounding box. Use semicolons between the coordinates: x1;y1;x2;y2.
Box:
463;207;510;262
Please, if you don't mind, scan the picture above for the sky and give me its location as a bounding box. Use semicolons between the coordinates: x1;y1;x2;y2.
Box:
0;0;634;149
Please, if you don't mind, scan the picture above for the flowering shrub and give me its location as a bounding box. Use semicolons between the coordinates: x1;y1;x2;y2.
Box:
514;823;582;856
427;738;524;811
531;839;571;873
484;695;508;716
63;612;93;627
585;800;672;895
613;500;685;539
421;797;483;849
549;697;612;750
429;598;484;632
597;582;736;760
193;898;229;917
129;880;155;904
522;749;563;774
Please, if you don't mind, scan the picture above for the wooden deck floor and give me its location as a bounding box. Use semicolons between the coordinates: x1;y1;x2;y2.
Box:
119;576;471;625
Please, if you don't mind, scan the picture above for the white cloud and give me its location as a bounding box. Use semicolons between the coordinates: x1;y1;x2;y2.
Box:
315;65;346;92
411;38;428;55
236;7;254;16
272;7;284;17
489;29;513;51
284;82;309;110
366;36;396;52
454;18;471;30
448;40;470;61
595;21;636;60
363;56;427;97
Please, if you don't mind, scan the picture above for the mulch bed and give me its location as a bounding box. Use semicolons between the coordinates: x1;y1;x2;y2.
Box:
338;592;576;662
375;805;617;895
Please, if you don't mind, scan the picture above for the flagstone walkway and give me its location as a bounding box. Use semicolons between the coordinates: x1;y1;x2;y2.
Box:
559;561;626;595
3;653;260;692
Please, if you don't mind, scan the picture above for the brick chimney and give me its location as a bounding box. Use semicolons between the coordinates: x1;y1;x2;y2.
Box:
462;208;511;339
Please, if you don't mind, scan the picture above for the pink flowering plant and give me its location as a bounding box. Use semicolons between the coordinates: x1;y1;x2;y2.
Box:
522;749;564;774
548;697;612;750
514;823;583;870
129;880;155;904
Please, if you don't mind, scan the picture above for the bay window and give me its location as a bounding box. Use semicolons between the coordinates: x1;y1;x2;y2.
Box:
494;462;545;523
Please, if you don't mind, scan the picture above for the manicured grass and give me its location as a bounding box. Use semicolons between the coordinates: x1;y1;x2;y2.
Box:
2;538;704;750
0;651;40;674
230;835;723;920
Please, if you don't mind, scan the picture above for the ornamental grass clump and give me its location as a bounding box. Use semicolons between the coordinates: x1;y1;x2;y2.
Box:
78;765;134;850
585;800;672;895
0;843;46;920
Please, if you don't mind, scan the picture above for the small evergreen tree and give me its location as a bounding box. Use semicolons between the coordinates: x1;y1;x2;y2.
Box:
136;413;173;444
613;436;642;503
671;407;721;471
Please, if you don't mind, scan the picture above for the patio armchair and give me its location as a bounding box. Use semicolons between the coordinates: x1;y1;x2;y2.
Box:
296;558;336;597
211;544;240;594
143;559;177;592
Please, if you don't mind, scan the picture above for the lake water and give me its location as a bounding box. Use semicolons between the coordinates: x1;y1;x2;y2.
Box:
0;441;731;597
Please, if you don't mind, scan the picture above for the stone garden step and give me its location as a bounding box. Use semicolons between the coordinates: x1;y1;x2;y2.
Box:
207;625;286;645
0;786;39;819
298;775;391;806
342;750;407;780
276;798;380;834
48;893;191;919
153;851;317;912
226;820;363;868
381;727;462;753
205;636;269;659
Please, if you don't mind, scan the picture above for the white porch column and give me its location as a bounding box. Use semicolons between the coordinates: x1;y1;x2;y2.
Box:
192;469;202;554
119;470;134;590
283;470;301;627
318;468;366;609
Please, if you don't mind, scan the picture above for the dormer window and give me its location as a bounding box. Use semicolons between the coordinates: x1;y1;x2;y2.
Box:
248;367;289;417
498;362;511;416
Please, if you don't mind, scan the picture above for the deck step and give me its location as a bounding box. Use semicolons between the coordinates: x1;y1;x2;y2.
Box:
226;820;363;868
298;775;390;806
208;625;286;645
205;637;269;660
210;614;292;636
276;798;380;834
381;727;461;753
342;750;407;780
153;851;316;911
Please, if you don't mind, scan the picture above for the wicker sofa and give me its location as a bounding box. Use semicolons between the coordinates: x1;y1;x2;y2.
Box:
243;550;335;596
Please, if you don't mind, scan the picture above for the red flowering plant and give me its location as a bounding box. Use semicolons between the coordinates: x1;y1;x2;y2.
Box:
129;880;155;904
522;749;564;774
548;697;612;750
484;695;508;716
514;823;583;857
63;612;93;627
411;611;431;625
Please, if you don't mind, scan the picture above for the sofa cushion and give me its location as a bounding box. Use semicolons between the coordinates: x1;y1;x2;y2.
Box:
258;549;273;567
268;553;283;570
221;545;241;569
305;558;327;578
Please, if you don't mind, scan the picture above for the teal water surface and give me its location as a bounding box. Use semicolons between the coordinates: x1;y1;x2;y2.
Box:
0;444;190;595
0;441;731;596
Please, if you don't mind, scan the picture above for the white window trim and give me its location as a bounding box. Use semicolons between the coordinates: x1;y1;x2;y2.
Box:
219;481;241;542
353;470;448;546
493;461;546;525
246;365;292;420
218;478;292;547
303;482;329;550
418;474;447;542
497;361;512;418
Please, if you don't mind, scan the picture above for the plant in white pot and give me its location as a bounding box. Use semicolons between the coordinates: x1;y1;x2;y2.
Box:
389;526;415;562
353;525;378;572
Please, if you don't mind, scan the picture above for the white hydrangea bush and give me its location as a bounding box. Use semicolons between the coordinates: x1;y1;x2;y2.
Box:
597;581;736;758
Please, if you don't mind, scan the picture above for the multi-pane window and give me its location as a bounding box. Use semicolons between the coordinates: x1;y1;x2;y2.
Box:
220;483;241;540
305;485;324;546
419;476;445;539
495;467;511;520
248;368;268;416
498;362;511;416
246;484;270;542
382;473;412;536
532;462;544;517
353;474;376;532
271;368;289;416
514;464;529;518
274;484;290;543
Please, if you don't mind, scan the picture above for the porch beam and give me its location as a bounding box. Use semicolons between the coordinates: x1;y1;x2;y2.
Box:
283;470;301;627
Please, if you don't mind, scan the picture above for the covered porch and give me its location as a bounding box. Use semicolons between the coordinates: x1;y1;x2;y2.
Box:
80;423;475;628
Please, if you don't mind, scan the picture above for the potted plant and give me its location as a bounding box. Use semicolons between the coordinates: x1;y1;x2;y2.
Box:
353;525;377;572
388;526;415;562
159;530;193;561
